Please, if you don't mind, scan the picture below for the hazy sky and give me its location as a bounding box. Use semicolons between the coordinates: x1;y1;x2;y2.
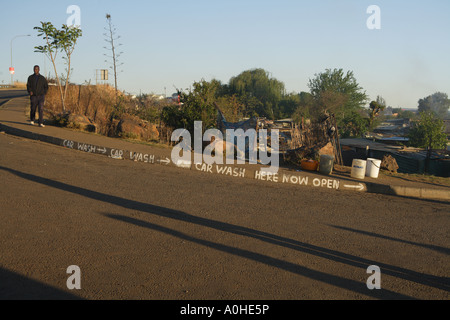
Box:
1;0;449;109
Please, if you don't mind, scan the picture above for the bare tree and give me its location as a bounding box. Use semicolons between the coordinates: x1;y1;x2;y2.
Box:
104;14;123;103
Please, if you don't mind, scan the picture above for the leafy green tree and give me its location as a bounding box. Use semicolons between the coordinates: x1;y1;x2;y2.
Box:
292;91;314;123
307;68;368;121
339;111;369;138
228;68;285;119
409;111;448;173
60;24;83;107
215;94;245;122
34;21;82;111
161;104;186;130
418;92;450;119
161;79;219;133
368;96;386;130
409;111;447;150
376;95;386;108
397;109;417;120
391;107;417;119
277;93;301;119
237;95;264;118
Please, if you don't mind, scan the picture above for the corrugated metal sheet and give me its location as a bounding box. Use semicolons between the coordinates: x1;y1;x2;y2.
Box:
341;139;449;176
429;159;450;177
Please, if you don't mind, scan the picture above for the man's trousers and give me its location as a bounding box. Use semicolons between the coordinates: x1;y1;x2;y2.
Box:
30;95;45;125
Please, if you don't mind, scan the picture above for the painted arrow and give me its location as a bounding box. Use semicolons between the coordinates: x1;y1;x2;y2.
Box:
97;147;107;154
158;157;171;165
343;183;365;191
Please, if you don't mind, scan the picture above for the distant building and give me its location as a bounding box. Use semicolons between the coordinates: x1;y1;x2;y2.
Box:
373;118;411;137
150;94;165;100
382;107;393;116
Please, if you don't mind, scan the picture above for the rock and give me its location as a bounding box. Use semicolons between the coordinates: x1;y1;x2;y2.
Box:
117;114;159;141
67;114;96;132
68;113;90;124
118;118;143;139
68;114;97;132
381;154;399;173
141;122;160;141
318;141;335;157
54;111;96;132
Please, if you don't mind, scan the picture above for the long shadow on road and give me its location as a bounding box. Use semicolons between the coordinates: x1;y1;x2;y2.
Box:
329;225;450;256
104;213;409;299
0;267;82;300
3;165;448;299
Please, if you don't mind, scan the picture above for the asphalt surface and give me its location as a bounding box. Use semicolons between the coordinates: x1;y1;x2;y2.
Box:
0;93;449;303
0;89;28;107
1;127;449;301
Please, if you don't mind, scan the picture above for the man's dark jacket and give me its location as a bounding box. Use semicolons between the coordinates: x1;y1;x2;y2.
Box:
27;73;49;96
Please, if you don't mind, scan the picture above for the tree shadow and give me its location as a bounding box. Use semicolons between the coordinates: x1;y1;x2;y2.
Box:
103;213;410;299
2;165;448;298
0;267;82;300
329;225;450;256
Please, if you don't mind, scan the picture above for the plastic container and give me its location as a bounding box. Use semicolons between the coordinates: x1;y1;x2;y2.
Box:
301;159;319;171
319;154;334;175
366;158;381;178
351;159;366;179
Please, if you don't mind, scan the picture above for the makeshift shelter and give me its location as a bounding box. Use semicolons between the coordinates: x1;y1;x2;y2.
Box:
283;113;343;165
215;105;342;165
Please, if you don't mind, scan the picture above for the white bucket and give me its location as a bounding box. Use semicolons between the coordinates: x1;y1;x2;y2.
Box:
366;158;381;178
351;159;366;180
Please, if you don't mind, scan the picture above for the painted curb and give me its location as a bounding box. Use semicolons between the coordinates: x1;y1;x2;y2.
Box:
1;116;449;202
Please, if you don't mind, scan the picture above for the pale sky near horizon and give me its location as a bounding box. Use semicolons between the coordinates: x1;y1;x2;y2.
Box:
1;0;449;109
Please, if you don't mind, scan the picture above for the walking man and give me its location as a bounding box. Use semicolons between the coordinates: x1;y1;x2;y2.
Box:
27;65;48;127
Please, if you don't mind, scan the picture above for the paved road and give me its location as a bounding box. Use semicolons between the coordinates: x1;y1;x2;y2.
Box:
0;89;28;107
0;132;449;301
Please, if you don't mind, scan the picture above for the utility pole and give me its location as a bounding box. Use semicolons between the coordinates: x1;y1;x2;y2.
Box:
10;34;31;86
